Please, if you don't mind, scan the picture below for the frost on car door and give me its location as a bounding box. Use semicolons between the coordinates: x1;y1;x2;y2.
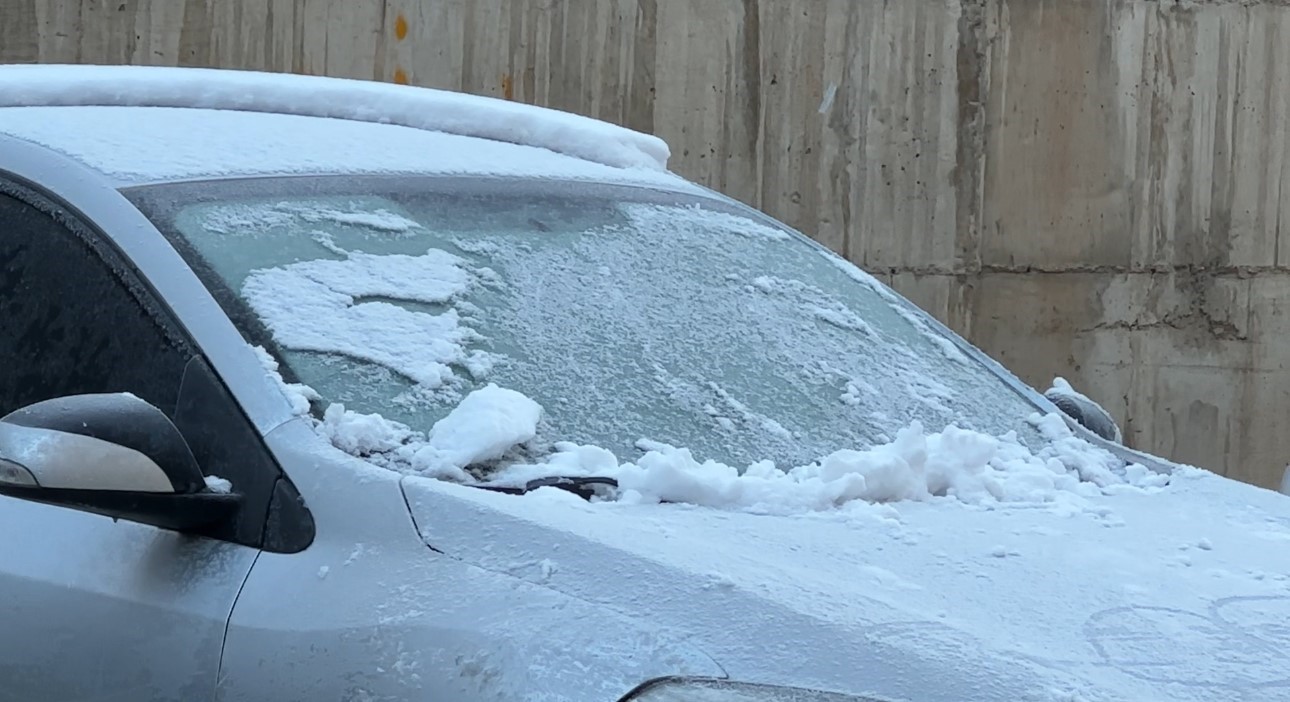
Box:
0;181;259;702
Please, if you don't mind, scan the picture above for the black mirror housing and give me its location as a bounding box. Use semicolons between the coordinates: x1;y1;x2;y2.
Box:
0;393;240;531
3;393;205;492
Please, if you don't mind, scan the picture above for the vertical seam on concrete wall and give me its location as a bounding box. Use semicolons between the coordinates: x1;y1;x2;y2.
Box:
742;0;763;205
291;0;304;75
373;0;389;81
954;0;989;337
631;0;657;136
752;0;768;212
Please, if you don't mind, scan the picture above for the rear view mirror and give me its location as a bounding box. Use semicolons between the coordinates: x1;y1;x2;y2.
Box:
1044;378;1123;444
0;393;239;531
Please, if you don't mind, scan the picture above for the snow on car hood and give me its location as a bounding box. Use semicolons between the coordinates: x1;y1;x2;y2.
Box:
401;441;1290;702
253;345;1290;699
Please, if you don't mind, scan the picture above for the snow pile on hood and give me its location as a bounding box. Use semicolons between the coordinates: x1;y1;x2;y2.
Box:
495;412;1168;515
411;385;542;481
259;354;1169;514
312;384;541;483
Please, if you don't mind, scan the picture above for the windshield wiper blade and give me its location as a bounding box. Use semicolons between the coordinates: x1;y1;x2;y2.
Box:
469;476;619;501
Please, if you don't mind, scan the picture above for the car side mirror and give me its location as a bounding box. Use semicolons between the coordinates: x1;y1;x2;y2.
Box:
0;393;240;531
1044;378;1124;444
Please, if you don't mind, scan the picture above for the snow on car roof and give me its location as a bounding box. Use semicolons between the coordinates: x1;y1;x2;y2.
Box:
0;105;699;188
0;64;669;170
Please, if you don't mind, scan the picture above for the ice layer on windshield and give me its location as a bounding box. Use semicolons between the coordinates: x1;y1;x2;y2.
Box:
228;194;1171;517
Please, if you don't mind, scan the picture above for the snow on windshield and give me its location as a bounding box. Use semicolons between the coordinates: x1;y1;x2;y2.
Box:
262;357;1168;514
243;248;491;389
174;189;1039;473
156;184;1170;514
199;200;424;237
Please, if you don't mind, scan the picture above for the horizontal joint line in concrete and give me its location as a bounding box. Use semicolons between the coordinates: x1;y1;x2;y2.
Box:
878;264;1289;277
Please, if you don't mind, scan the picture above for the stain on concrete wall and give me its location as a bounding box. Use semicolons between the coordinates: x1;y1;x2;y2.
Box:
3;0;1288;488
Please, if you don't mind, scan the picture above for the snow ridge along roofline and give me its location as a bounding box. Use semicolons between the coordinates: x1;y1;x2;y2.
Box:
0;64;671;172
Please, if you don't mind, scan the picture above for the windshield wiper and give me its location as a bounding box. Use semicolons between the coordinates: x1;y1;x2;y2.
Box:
469;475;619;501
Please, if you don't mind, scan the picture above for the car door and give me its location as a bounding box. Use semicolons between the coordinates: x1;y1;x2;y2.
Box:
0;179;262;701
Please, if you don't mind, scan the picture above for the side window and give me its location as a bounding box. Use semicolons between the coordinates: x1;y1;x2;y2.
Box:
0;182;313;553
0;190;194;416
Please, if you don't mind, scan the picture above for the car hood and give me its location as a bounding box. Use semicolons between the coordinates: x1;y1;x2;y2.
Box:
402;467;1290;702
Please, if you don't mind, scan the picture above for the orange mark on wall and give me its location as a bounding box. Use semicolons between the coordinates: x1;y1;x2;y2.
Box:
391;13;409;85
500;73;514;101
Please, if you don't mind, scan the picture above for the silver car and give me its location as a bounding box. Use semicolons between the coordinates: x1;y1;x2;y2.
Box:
2;64;1287;702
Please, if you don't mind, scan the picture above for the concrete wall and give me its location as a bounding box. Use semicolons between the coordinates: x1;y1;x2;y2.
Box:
3;0;1289;488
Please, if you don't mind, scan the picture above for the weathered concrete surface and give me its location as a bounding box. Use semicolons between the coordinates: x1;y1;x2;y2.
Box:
967;0;1290;488
2;0;1289;488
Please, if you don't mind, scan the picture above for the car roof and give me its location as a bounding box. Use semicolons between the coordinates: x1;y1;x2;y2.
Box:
0;64;697;192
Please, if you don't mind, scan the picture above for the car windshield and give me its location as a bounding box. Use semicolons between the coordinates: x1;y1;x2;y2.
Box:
126;176;1045;470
